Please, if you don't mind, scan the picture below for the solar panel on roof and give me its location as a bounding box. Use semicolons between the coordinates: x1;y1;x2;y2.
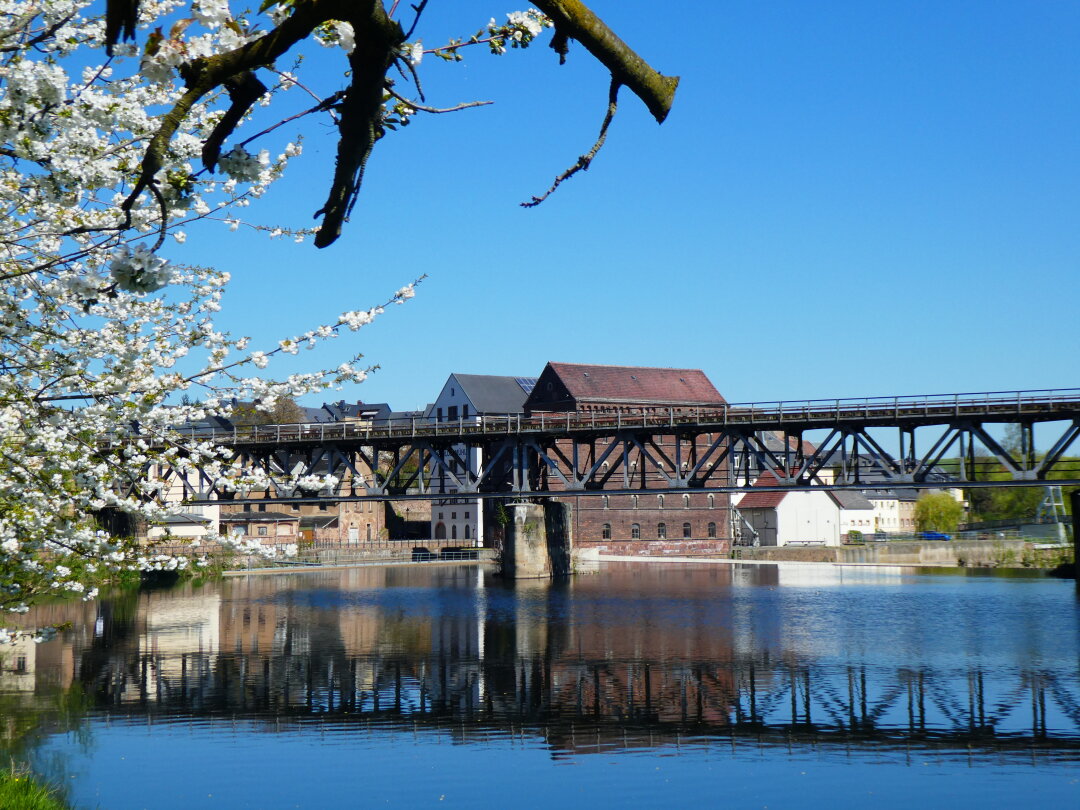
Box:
514;377;538;394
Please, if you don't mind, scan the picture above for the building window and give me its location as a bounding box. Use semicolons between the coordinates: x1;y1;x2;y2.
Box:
448;405;458;421
366;524;372;541
658;495;664;509
707;522;717;538
631;495;639;510
451;525;458;540
464;511;470;519
319;503;328;511
435;522;446;539
463;404;469;419
631;523;640;539
464;525;471;540
437;407;443;422
257;503;266;512
451;511;457;519
603;495;609;510
708;494;715;509
682;522;692;538
657;522;667;539
602;523;611;539
291;503;300;512
683;494;690;509
257;526;267;536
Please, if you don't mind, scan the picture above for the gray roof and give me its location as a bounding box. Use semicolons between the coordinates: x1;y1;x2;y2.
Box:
155;512;212;525
862;488;920;502
452;374;536;414
829;490;875;510
301;406;333;423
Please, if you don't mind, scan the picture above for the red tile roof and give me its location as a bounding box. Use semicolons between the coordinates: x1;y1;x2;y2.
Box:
540;362;725;407
735;471;788;509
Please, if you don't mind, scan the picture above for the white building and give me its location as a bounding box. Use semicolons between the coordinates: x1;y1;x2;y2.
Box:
428;373;536;545
734;472;842;546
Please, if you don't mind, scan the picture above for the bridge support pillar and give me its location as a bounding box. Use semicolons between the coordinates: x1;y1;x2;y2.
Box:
1071;490;1080;581
502;501;573;579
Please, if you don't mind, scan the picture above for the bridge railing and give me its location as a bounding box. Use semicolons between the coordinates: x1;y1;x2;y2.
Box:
167;387;1080;446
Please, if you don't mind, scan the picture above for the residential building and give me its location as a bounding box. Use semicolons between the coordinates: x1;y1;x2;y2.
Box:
428;373;537;545
734;472;842;546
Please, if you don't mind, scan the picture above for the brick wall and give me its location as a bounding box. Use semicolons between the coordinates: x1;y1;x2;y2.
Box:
589;538;731;556
569;493;731;543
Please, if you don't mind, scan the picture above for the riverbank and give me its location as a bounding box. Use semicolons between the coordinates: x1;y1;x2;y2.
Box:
728;537;1073;569
601;538;1074;574
0;768;67;810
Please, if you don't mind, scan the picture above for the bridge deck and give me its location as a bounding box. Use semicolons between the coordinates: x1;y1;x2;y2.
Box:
173;388;1080;448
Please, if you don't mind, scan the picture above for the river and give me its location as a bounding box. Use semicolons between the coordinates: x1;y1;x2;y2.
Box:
4;562;1079;808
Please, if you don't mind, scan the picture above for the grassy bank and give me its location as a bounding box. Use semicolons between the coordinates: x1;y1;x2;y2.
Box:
0;768;67;810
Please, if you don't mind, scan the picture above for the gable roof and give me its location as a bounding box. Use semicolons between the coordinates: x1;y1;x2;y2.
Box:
829;490;875;510
451;374;536;414
735;471;788;509
736;489;788;509
525;362;725;410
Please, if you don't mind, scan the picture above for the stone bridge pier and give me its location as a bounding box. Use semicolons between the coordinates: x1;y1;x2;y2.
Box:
501;500;575;579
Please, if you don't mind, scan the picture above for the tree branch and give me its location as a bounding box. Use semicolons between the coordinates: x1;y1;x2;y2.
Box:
532;0;678;123
522;78;618;207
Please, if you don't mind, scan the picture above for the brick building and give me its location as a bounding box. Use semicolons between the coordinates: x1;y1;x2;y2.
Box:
522;362;732;556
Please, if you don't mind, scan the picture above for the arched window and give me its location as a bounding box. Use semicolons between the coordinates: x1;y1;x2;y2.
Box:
631;495;639;510
683;494;690;509
434;522;446;539
657;522;667;539
603;495;609;509
366;523;372;541
451;524;458;540
601;461;609;472
658;494;664;509
708;494;715;509
602;523;611;540
682;522;692;538
631;523;641;539
464;524;471;540
707;522;717;538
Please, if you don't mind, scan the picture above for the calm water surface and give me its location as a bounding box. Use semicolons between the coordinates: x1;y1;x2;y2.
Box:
6;562;1080;809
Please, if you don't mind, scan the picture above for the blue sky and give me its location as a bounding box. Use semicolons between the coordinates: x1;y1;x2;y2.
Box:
169;1;1080;411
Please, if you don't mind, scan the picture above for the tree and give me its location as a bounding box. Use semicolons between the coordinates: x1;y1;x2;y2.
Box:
914;492;964;534
0;3;675;629
229;397;307;426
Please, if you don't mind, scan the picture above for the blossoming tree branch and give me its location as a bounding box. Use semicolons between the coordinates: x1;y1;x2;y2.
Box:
0;0;676;630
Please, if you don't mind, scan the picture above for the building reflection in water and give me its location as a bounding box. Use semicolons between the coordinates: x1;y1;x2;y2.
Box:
4;563;1079;762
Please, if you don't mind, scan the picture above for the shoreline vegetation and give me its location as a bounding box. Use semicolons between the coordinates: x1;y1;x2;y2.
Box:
0;768;68;810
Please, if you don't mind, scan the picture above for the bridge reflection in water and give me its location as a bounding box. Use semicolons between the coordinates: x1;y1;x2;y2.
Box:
14;564;1080;763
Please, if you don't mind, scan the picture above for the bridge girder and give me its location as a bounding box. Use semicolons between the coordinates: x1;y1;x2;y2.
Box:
150;411;1080;505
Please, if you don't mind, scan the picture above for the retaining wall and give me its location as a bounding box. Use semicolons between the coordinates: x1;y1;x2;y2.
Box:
733;539;1073;568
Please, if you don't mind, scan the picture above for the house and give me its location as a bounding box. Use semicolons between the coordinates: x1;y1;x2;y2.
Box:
218;509;300;545
523;362;732;555
830;490;877;539
428;373;538;544
863;488;919;535
734;472;842;547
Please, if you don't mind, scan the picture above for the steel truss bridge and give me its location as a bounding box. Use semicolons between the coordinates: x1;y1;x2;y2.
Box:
150;388;1080;504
